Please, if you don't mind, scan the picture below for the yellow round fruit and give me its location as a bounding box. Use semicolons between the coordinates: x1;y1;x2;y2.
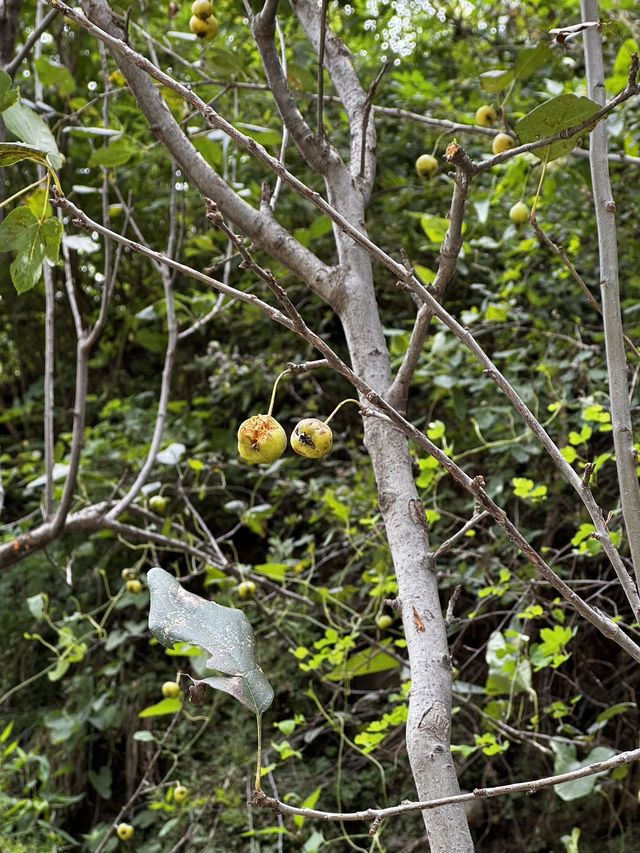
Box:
116;823;134;841
237;580;257;599
290;418;333;459
492;133;513;155
415;153;438;179
174;784;189;803
201;14;219;39
475;105;498;127
191;0;212;17
509;201;530;225
162;681;181;699
237;414;287;464
149;495;168;515
376;614;393;630
189;14;210;35
126;579;143;594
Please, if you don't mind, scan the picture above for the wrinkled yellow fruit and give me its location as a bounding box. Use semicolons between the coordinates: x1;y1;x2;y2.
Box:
475;105;497;127
237;415;287;464
492;133;513;155
116;823;134;841
509;201;530;224
415;153;438;178
191;0;212;17
290;418;333;459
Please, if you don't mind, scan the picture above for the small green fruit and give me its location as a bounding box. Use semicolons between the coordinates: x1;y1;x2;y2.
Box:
237;580;257;599
126;579;143;594
149;495;168;515
237;414;287;464
509;201;530;225
290;418;333;459
191;0;212;17
189;12;218;38
475;105;497;127
162;681;181;699
174;784;189;803
116;823;134;841
201;14;218;39
415;153;438;179
376;614;394;630
492;133;513;155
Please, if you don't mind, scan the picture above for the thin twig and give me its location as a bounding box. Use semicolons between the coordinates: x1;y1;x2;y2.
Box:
435;512;489;559
316;0;329;138
252;743;640;823
359;60;390;178
4;7;59;77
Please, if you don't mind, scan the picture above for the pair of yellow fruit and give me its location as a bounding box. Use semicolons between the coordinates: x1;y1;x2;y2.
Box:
476;104;516;156
189;0;218;39
238;414;333;464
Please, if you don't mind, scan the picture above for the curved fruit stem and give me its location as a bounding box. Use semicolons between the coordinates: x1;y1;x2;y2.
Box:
266;369;290;417
323;398;361;426
255;712;263;792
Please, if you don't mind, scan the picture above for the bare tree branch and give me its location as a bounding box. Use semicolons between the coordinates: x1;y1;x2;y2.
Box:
581;0;640;587
252;743;640;823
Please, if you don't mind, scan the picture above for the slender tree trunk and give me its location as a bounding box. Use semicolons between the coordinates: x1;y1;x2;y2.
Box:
334;192;474;848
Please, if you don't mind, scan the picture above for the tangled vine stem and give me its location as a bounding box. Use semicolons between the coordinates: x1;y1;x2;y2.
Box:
252;744;640;825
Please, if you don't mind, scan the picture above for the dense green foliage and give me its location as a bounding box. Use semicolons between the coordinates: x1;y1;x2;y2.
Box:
1;0;640;850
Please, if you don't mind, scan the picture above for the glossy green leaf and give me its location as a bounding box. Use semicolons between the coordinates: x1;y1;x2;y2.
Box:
513;44;553;81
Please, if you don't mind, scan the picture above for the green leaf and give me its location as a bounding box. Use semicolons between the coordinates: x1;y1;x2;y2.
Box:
415;264;436;285
479;69;513;92
0;70;18;112
513;45;553;81
0;207;61;293
0;141;51;170
147;567;274;715
34;57;76;98
138;697;182;717
420;214;450;243
294;786;322;830
325;647;400;682
3;100;63;169
88;137;138;168
88;766;112;799
551;741;616;801
42;217;63;264
516;94;600;162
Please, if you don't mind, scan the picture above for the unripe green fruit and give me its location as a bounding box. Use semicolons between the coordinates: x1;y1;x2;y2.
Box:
162;681;181;699
237;414;287;464
126;579;143;594
475;105;497;127
415;153;438;179
149;495;168;515
174;784;189;803
237;580;257;599
191;0;212;17
116;823;134;841
492;133;513;155
290;418;333;459
376;614;393;630
509;201;530;225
